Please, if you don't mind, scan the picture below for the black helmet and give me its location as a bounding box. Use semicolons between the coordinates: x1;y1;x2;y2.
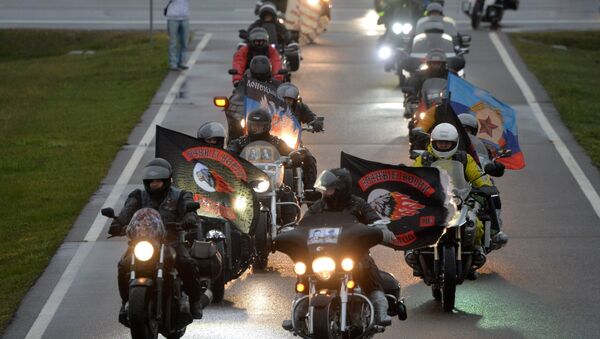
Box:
142;158;172;199
246;108;272;137
258;2;277;21
249;55;272;81
314;168;352;209
197;121;226;148
249;27;269;50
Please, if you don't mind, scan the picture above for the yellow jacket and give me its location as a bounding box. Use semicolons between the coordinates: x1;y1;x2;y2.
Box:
413;144;492;188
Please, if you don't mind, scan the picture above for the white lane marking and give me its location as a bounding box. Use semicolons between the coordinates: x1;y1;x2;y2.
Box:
24;33;213;339
489;32;600;220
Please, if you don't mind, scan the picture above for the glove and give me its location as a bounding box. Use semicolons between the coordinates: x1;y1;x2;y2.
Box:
290;150;304;167
182;212;198;230
108;221;123;236
310;118;324;132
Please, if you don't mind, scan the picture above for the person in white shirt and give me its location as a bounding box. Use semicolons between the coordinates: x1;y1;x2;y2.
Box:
165;0;190;70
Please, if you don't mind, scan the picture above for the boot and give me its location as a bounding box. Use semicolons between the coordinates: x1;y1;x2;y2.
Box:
190;299;203;319
368;290;392;327
491;231;508;249
118;302;129;327
404;250;422;277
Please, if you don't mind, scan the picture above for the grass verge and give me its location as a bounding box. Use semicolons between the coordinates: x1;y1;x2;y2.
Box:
509;30;600;167
0;30;168;333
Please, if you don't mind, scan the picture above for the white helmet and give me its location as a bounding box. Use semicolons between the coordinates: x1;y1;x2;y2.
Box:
430;123;459;159
458;113;478;135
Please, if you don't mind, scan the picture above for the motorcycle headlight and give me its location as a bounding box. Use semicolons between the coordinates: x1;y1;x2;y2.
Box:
294;262;307;275
253;179;270;193
419;63;429;71
402;23;413;35
134;241;154;262
392;22;403;35
378;46;392;60
240;119;245;128
312;256;336;281
307;0;320;6
341;258;354;272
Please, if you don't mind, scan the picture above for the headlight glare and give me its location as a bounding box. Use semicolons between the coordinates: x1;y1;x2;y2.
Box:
312;256;336;280
341;258;354;272
294;262;307;275
378;46;392;60
392;22;402;35
134;241;154;262
253;180;270;193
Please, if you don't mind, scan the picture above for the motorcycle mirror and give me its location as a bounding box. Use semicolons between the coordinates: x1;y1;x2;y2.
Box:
228;68;239;75
277;69;289;75
101;207;115;218
185;202;200;213
238;29;248;40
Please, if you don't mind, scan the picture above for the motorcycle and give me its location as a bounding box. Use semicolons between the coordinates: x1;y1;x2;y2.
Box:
376;1;420;86
462;0;520;29
274;212;406;338
404;159;498;311
102;204;217;339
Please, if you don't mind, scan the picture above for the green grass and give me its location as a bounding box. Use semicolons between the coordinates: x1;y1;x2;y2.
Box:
0;30;168;333
509;31;600;167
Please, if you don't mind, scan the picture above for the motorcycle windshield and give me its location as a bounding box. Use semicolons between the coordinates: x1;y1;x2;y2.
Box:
126;208;166;240
421;78;448;106
431;160;471;200
274;212;383;262
411;33;456;57
240;140;284;187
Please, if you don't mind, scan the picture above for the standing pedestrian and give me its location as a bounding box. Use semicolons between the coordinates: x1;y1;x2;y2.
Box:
165;0;190;71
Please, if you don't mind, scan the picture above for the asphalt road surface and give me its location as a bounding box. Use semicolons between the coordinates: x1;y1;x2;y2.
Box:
3;0;600;338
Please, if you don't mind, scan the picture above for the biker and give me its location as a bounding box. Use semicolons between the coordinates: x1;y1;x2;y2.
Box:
276;83;322;189
409;123;491;272
232;27;284;86
248;1;290;48
403;48;450;103
197;121;227;149
108;158;204;320
458;113;509;248
304;168;399;326
375;0;425;29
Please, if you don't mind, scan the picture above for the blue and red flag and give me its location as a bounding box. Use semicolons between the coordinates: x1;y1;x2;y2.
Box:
447;73;525;170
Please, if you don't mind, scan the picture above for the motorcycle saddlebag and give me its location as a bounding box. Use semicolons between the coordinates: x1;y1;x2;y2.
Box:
191;240;222;279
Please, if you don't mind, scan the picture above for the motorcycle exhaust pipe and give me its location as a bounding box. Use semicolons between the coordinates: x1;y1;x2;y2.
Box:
199;289;213;309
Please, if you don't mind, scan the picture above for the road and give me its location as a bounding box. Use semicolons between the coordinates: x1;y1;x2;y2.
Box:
3;0;600;338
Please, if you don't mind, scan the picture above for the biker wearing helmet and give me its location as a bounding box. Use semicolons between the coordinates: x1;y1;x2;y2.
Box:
404;48;449;103
232;27;284;85
305;168;398;326
197;121;227;149
226;108;295;159
109;158;204;320
248;1;290;48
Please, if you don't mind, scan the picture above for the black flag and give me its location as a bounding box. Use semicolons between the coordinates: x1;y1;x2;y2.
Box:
156;125;269;234
341;152;451;250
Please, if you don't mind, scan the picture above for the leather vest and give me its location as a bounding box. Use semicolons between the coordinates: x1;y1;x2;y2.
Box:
140;187;183;224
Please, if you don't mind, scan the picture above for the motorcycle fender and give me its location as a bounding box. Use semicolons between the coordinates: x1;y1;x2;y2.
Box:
310;293;333;309
130;277;154;288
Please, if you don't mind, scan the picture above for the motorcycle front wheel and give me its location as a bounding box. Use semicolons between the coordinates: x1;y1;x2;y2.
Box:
442;244;457;312
312;303;335;339
129;286;159;339
253;212;271;270
211;242;226;303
